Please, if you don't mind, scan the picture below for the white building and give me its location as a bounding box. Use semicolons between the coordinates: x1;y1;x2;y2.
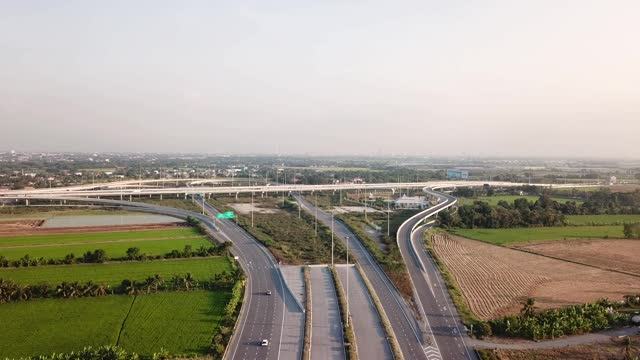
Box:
393;195;429;210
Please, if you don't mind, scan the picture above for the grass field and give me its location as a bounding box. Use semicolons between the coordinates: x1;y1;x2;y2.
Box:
0;295;132;358
566;214;640;225
457;195;583;206
0;291;230;358
451;226;625;246
119;291;230;355
0;237;212;261
0;228;202;247
0;257;232;286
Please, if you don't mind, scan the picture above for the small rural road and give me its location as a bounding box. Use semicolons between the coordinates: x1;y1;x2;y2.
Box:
470;326;640;350
336;265;393;360
309;265;346;360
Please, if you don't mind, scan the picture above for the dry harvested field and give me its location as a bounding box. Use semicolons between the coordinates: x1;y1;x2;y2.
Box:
430;233;640;320
513;239;640;276
0;220;45;231
0;222;185;236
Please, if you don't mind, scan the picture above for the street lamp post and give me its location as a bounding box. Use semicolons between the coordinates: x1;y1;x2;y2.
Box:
331;209;334;268
251;191;254;228
346;235;350;328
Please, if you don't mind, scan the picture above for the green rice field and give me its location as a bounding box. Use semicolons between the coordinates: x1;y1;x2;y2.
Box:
0;257;232;286
451;225;625;246
0;228;202;247
0;291;229;358
119;291;230;355
566;214;640;225
0;237;212;261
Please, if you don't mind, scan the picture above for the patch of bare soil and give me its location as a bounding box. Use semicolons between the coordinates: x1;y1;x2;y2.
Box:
513;239;640;276
229;203;283;215
431;233;640;320
0;223;185;236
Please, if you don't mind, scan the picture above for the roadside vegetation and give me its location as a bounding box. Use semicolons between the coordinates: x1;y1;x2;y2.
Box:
208;195;348;264
330;266;358;360
490;298;631;341
336;211;416;300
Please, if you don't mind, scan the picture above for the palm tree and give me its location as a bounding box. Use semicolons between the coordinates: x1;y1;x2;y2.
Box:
521;298;537;318
153;274;163;293
183;273;195;291
145;276;155;294
17;285;32;301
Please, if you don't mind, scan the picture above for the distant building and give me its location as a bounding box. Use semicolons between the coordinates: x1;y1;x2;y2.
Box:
393;195;429;210
447;169;469;180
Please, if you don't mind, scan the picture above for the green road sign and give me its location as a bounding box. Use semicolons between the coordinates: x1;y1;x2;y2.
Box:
216;211;235;219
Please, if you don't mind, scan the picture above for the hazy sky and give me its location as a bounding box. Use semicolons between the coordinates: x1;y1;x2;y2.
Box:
1;1;639;158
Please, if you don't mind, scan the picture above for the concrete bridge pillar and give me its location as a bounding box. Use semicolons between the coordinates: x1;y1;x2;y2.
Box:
129;195;132;201
160;194;163;200
25;199;29;206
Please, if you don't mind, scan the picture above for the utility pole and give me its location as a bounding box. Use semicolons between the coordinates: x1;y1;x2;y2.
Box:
282;170;286;206
387;198;390;237
314;193;318;236
202;195;205;215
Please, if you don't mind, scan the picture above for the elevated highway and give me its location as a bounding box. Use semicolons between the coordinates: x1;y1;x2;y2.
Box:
0;180;590;199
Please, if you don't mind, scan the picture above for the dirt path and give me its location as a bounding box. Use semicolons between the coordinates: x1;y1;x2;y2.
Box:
470;326;639;350
0;236;206;249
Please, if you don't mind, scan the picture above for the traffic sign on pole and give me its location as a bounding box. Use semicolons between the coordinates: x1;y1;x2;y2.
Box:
216;211;235;219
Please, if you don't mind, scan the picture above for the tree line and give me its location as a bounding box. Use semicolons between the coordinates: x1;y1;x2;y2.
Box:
438;195;567;229
439;189;640;229
0;269;243;303
0;242;233;268
489;298;630;340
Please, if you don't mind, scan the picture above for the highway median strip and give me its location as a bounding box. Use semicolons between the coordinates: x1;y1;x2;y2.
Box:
354;263;404;360
303;266;312;360
330;265;358;360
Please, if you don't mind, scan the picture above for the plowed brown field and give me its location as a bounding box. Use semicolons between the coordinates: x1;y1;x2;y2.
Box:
430;233;640;320
513;239;640;276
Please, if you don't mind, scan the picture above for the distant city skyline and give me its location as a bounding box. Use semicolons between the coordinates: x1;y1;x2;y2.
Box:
1;1;639;158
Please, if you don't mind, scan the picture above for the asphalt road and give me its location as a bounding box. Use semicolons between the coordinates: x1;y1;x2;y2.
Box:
309;266;345;360
335;265;393;360
294;194;430;360
200;198;304;360
396;189;477;360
